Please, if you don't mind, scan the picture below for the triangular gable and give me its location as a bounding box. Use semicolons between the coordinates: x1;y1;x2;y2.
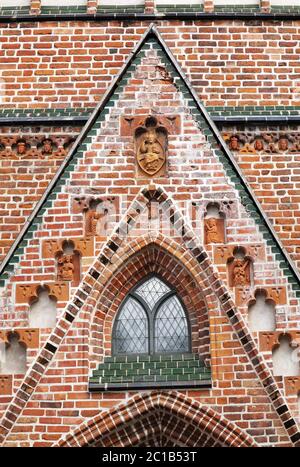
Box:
1;24;300;296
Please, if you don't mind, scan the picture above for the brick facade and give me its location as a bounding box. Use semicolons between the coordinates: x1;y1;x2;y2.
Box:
0;9;300;448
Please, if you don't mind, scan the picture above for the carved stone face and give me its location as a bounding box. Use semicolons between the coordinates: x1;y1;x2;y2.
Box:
43;139;53;154
17;141;27;155
229;136;239;150
278;138;288;151
254;139;264;151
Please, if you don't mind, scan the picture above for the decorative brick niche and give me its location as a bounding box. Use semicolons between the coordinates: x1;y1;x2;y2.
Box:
16;282;69;304
204;202;226;244
0;329;39;349
221;246;254;288
42;237;94;258
214;243;265;264
259;331;300;352
72;196;119;239
120;115;181;137
235;286;287;307
121;115;181;178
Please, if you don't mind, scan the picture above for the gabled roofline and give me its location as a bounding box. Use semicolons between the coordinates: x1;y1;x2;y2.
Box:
1;23;300;287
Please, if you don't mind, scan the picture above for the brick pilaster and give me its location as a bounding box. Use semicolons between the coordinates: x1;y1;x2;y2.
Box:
145;0;156;14
260;0;271;12
87;0;98;14
30;0;41;15
204;0;214;13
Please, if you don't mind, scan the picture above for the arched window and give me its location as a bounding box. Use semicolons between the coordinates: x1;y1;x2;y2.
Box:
113;276;190;355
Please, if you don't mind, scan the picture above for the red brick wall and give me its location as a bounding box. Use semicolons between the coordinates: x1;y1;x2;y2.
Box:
0;20;299;109
0;43;299;446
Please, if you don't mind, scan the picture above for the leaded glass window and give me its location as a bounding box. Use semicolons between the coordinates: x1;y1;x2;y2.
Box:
113;276;190;355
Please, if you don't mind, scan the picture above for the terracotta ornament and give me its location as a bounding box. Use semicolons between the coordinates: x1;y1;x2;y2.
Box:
57;255;75;282
16;139;28;156
41;138;54;155
137;127;166;176
204;218;225;244
232;258;251;287
85;210;102;236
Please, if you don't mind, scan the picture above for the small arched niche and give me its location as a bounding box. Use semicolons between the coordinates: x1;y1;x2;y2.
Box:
272;334;300;377
56;240;81;286
29;285;57;328
228;246;252;288
204;203;225;244
0;332;27;375
248;290;276;332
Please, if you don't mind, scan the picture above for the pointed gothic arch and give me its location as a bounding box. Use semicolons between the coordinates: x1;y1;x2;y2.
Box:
55;391;257;448
89;233;220;365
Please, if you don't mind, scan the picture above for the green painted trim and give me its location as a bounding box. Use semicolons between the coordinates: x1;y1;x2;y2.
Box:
97;6;144;14
40;6;86;15
271;6;300;13
0;105;299;122
157;5;204;13
0;6;29;15
0;108;93;119
206;105;300;117
214;5;259;13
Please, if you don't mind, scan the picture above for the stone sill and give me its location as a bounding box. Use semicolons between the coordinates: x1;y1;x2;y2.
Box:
89;380;211;392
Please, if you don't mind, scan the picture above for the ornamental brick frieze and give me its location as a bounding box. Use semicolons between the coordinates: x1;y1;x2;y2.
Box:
285;376;300;396
0;329;39;348
235;286;287;307
0;375;12;395
15;282;69;304
214;244;265;264
0;132;78;160
221;126;300;154
42;238;94;258
259;331;300;352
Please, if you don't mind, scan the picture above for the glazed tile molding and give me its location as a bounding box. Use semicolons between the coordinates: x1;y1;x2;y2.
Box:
0;106;299;126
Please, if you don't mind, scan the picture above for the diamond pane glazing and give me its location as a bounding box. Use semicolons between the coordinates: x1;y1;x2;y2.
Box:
114;298;148;354
135;276;170;309
154;296;189;352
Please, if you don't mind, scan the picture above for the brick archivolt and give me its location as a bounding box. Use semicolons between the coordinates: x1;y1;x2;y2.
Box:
89;236;214;366
56;391;257;448
0;188;299;446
